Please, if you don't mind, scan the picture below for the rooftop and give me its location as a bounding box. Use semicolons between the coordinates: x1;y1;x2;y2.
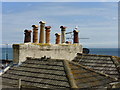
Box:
2;57;118;89
72;53;120;79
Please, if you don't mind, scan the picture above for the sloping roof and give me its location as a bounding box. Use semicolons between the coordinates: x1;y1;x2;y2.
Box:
2;58;70;88
72;53;120;79
68;62;116;88
2;57;118;88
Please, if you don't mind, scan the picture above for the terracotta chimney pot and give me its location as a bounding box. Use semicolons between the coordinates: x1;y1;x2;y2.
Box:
32;25;39;43
45;26;51;44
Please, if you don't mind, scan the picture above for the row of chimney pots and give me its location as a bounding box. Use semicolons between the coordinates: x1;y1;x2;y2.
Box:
24;21;79;44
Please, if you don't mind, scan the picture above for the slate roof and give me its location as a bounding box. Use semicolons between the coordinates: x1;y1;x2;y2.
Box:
72;53;120;80
2;57;118;89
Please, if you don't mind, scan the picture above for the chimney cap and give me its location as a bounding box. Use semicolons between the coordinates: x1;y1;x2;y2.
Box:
55;33;61;36
28;30;32;32
39;21;46;24
32;25;38;28
55;33;60;35
24;30;32;32
60;26;67;29
73;30;79;32
45;26;51;29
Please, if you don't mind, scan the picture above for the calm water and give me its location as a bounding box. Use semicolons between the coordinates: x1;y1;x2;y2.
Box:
89;48;119;57
0;48;13;60
0;48;119;60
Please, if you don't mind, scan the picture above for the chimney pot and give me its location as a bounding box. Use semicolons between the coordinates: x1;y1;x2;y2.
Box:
60;26;67;29
45;26;51;44
73;30;79;44
55;33;61;44
45;26;51;29
60;26;67;44
39;21;46;43
66;41;71;44
32;25;38;43
24;30;32;43
39;21;46;24
32;25;38;28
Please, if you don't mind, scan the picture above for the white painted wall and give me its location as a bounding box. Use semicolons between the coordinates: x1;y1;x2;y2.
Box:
13;43;82;64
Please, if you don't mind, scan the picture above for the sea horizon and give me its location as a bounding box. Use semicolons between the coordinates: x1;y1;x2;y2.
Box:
0;47;119;60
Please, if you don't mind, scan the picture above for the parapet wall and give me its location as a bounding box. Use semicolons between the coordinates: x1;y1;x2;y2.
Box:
13;43;82;64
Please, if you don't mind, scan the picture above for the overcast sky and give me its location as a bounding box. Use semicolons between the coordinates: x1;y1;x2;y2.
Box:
1;1;118;48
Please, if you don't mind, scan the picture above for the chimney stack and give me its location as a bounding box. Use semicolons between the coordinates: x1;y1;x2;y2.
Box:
73;30;79;44
24;30;32;43
55;33;60;44
39;21;46;43
32;25;38;43
60;26;67;44
45;26;51;44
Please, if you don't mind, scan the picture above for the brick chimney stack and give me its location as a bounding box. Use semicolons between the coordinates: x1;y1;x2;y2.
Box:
24;30;32;43
73;30;79;44
45;26;51;44
60;26;67;44
32;25;38;43
39;21;46;43
55;33;60;44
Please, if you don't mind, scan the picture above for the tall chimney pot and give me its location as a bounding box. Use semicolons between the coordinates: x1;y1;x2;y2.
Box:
45;26;51;44
32;25;38;43
60;26;67;44
39;21;46;43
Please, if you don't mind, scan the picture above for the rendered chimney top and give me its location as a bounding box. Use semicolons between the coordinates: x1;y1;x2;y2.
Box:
45;26;51;29
60;26;67;29
39;21;46;24
32;25;38;28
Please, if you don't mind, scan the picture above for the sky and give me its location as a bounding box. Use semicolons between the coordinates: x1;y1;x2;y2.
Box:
1;1;119;48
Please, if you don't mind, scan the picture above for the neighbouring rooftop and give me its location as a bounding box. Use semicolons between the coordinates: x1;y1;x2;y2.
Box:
2;57;119;89
72;53;120;80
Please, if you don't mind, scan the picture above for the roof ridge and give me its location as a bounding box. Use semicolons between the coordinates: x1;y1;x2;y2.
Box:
69;61;118;81
63;60;78;88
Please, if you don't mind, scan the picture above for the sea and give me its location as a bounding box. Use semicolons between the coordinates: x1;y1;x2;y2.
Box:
0;48;119;60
